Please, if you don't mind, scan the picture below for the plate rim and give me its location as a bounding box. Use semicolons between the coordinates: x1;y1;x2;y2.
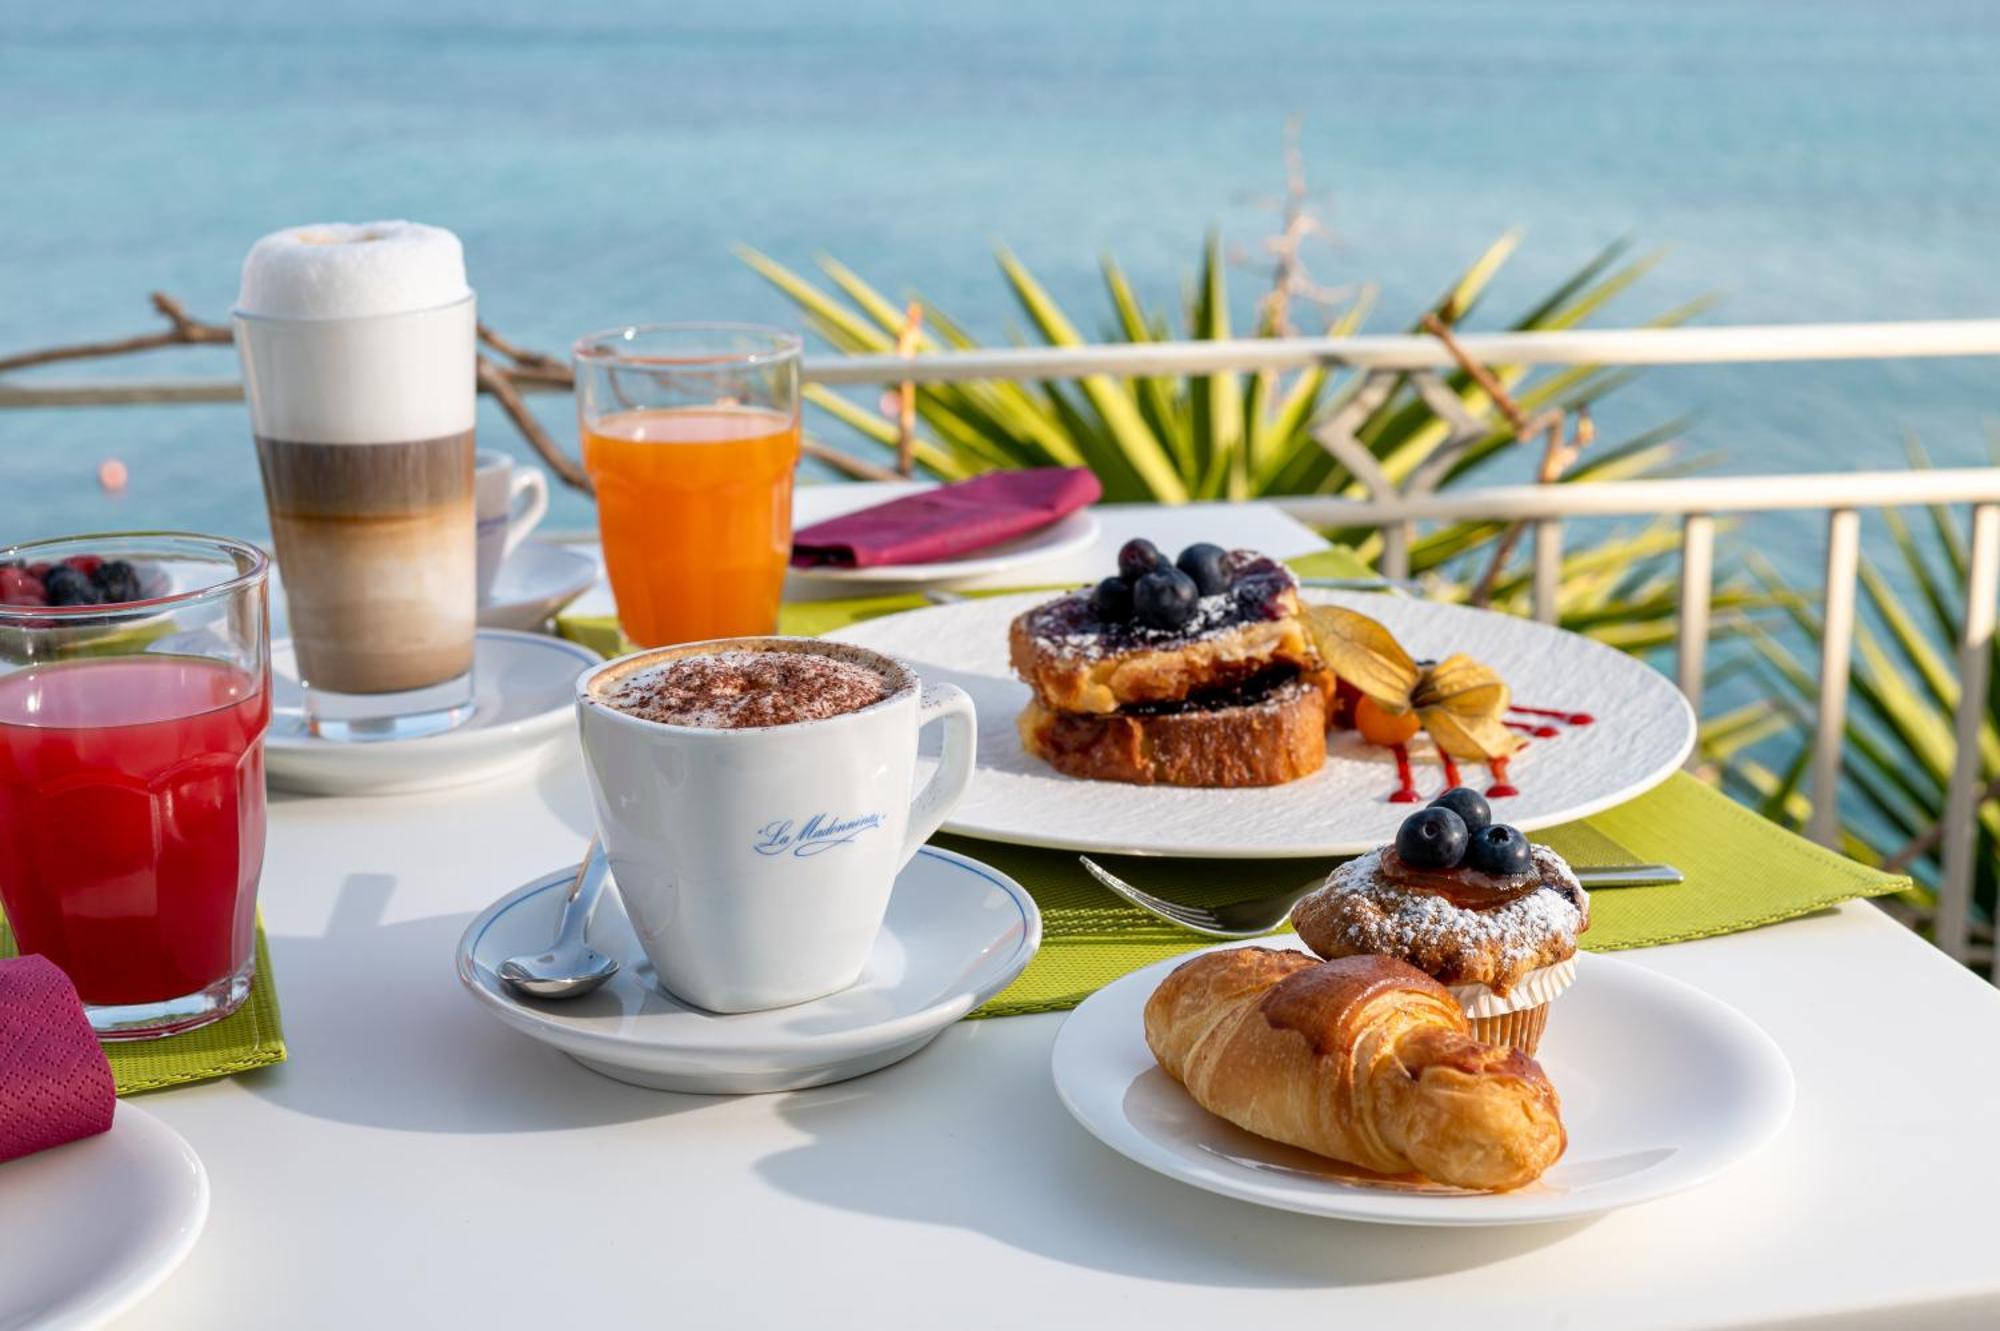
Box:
1050;941;1795;1226
827;589;1696;859
13;1101;211;1331
265;628;601;756
789;509;1100;585
455;844;1043;1060
480;542;599;619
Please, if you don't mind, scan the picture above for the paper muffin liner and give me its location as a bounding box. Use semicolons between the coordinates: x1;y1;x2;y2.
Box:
1450;957;1574;1055
1468;1004;1551;1055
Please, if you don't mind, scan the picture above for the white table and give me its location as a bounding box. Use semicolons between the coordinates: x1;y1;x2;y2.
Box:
123;497;2000;1330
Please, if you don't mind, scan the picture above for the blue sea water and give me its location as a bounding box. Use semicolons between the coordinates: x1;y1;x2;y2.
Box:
3;0;1998;547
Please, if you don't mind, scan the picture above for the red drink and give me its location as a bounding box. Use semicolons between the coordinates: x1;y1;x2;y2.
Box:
0;657;269;1009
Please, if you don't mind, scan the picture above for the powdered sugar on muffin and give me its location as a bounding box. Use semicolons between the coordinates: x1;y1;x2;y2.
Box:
1290;844;1587;995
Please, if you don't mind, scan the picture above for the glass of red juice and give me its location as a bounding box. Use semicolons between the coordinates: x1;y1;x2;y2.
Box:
0;533;271;1039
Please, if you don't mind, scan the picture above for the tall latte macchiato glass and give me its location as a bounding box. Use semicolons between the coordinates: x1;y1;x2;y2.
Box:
572;324;802;649
233;221;478;741
575;639;977;1012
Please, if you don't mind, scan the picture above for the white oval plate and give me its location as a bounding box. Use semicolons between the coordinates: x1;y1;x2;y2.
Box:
788;509;1099;589
456;846;1042;1094
265;629;600;796
479;543;599;632
1052;941;1793;1226
0;1102;209;1329
825;590;1695;858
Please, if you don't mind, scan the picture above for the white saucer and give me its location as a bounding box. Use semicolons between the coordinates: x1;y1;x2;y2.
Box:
455;846;1042;1094
478;542;600;632
265;629;601;796
0;1102;209;1330
1052;940;1794;1226
787;508;1099;590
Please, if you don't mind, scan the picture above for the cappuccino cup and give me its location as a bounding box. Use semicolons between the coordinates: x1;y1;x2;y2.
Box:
575;638;976;1013
474;451;551;604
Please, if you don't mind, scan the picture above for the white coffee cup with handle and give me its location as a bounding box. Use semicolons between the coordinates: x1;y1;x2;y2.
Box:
574;637;977;1013
474;450;550;604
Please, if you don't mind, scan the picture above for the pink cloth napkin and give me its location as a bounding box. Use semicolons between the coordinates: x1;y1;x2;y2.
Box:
0;956;115;1164
791;467;1102;569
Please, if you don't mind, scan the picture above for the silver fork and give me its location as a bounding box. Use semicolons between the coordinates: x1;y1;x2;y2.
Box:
1077;855;1683;939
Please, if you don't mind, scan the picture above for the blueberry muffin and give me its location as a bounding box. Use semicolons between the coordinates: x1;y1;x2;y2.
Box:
1290;787;1588;1054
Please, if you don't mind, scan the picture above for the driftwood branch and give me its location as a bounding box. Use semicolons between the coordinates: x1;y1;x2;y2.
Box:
1422;311;1592;607
475;355;592;494
0;293;233;375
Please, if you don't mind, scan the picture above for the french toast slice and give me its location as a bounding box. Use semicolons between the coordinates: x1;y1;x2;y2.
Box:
1009;552;1318;714
1016;667;1333;787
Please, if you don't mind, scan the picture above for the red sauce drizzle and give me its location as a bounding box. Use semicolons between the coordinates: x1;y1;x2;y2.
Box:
1510;705;1595;726
1507;720;1559;738
1389;743;1420;803
1486;756;1519;799
1440;753;1463;789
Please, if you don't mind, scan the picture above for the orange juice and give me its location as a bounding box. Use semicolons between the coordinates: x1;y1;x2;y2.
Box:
582;406;801;646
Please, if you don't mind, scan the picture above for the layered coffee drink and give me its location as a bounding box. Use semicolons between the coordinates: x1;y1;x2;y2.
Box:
234;221;477;737
597;646;895;729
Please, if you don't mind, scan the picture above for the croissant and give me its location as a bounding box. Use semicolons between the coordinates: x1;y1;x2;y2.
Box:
1143;948;1566;1191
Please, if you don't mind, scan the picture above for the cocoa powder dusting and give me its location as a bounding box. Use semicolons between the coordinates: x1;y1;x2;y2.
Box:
603;650;892;729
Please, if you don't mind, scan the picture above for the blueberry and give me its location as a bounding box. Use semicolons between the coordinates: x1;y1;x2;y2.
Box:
1090;575;1133;622
1428;786;1492;833
1117;538;1168;584
1465;824;1534;877
1132;567;1199;630
91;560;144;604
42;566;102;607
1175;543;1231;597
1395;806;1468;871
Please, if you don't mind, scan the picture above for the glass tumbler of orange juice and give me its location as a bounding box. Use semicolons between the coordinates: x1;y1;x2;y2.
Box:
572;324;803;647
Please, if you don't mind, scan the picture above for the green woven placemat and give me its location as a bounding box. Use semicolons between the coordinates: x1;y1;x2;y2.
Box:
0;918;288;1095
957;773;1908;1017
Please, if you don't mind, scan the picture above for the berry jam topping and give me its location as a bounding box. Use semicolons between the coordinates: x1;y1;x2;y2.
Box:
1026;550;1298;657
1382;806;1553;908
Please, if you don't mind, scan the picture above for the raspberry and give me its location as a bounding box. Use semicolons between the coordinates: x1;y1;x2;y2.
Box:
0;566;47;607
61;555;103;577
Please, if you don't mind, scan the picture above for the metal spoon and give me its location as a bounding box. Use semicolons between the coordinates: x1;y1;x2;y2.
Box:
498;838;620;998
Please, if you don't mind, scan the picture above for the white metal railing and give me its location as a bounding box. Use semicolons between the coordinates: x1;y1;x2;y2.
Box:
8;318;2000;969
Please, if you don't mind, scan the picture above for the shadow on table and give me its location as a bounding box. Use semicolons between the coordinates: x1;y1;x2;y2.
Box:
240;870;712;1135
755;1020;1592;1288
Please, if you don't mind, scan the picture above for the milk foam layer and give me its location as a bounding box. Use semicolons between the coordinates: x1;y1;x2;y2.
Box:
236;221;470;320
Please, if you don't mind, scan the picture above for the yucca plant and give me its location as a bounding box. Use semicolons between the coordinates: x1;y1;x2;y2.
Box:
741;230;1766;655
1702;443;1999;929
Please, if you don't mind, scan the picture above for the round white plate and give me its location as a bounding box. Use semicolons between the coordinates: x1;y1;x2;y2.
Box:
1052;941;1793;1226
788;509;1099;589
0;1102;209;1329
265;629;600;796
478;542;600;632
825;590;1695;858
456;845;1042;1094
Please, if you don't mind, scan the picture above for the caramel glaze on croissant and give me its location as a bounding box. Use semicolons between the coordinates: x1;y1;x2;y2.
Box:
1143;948;1566;1192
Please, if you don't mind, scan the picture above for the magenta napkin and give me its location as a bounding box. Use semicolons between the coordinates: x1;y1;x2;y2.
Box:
0;956;115;1164
791;467;1102;569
